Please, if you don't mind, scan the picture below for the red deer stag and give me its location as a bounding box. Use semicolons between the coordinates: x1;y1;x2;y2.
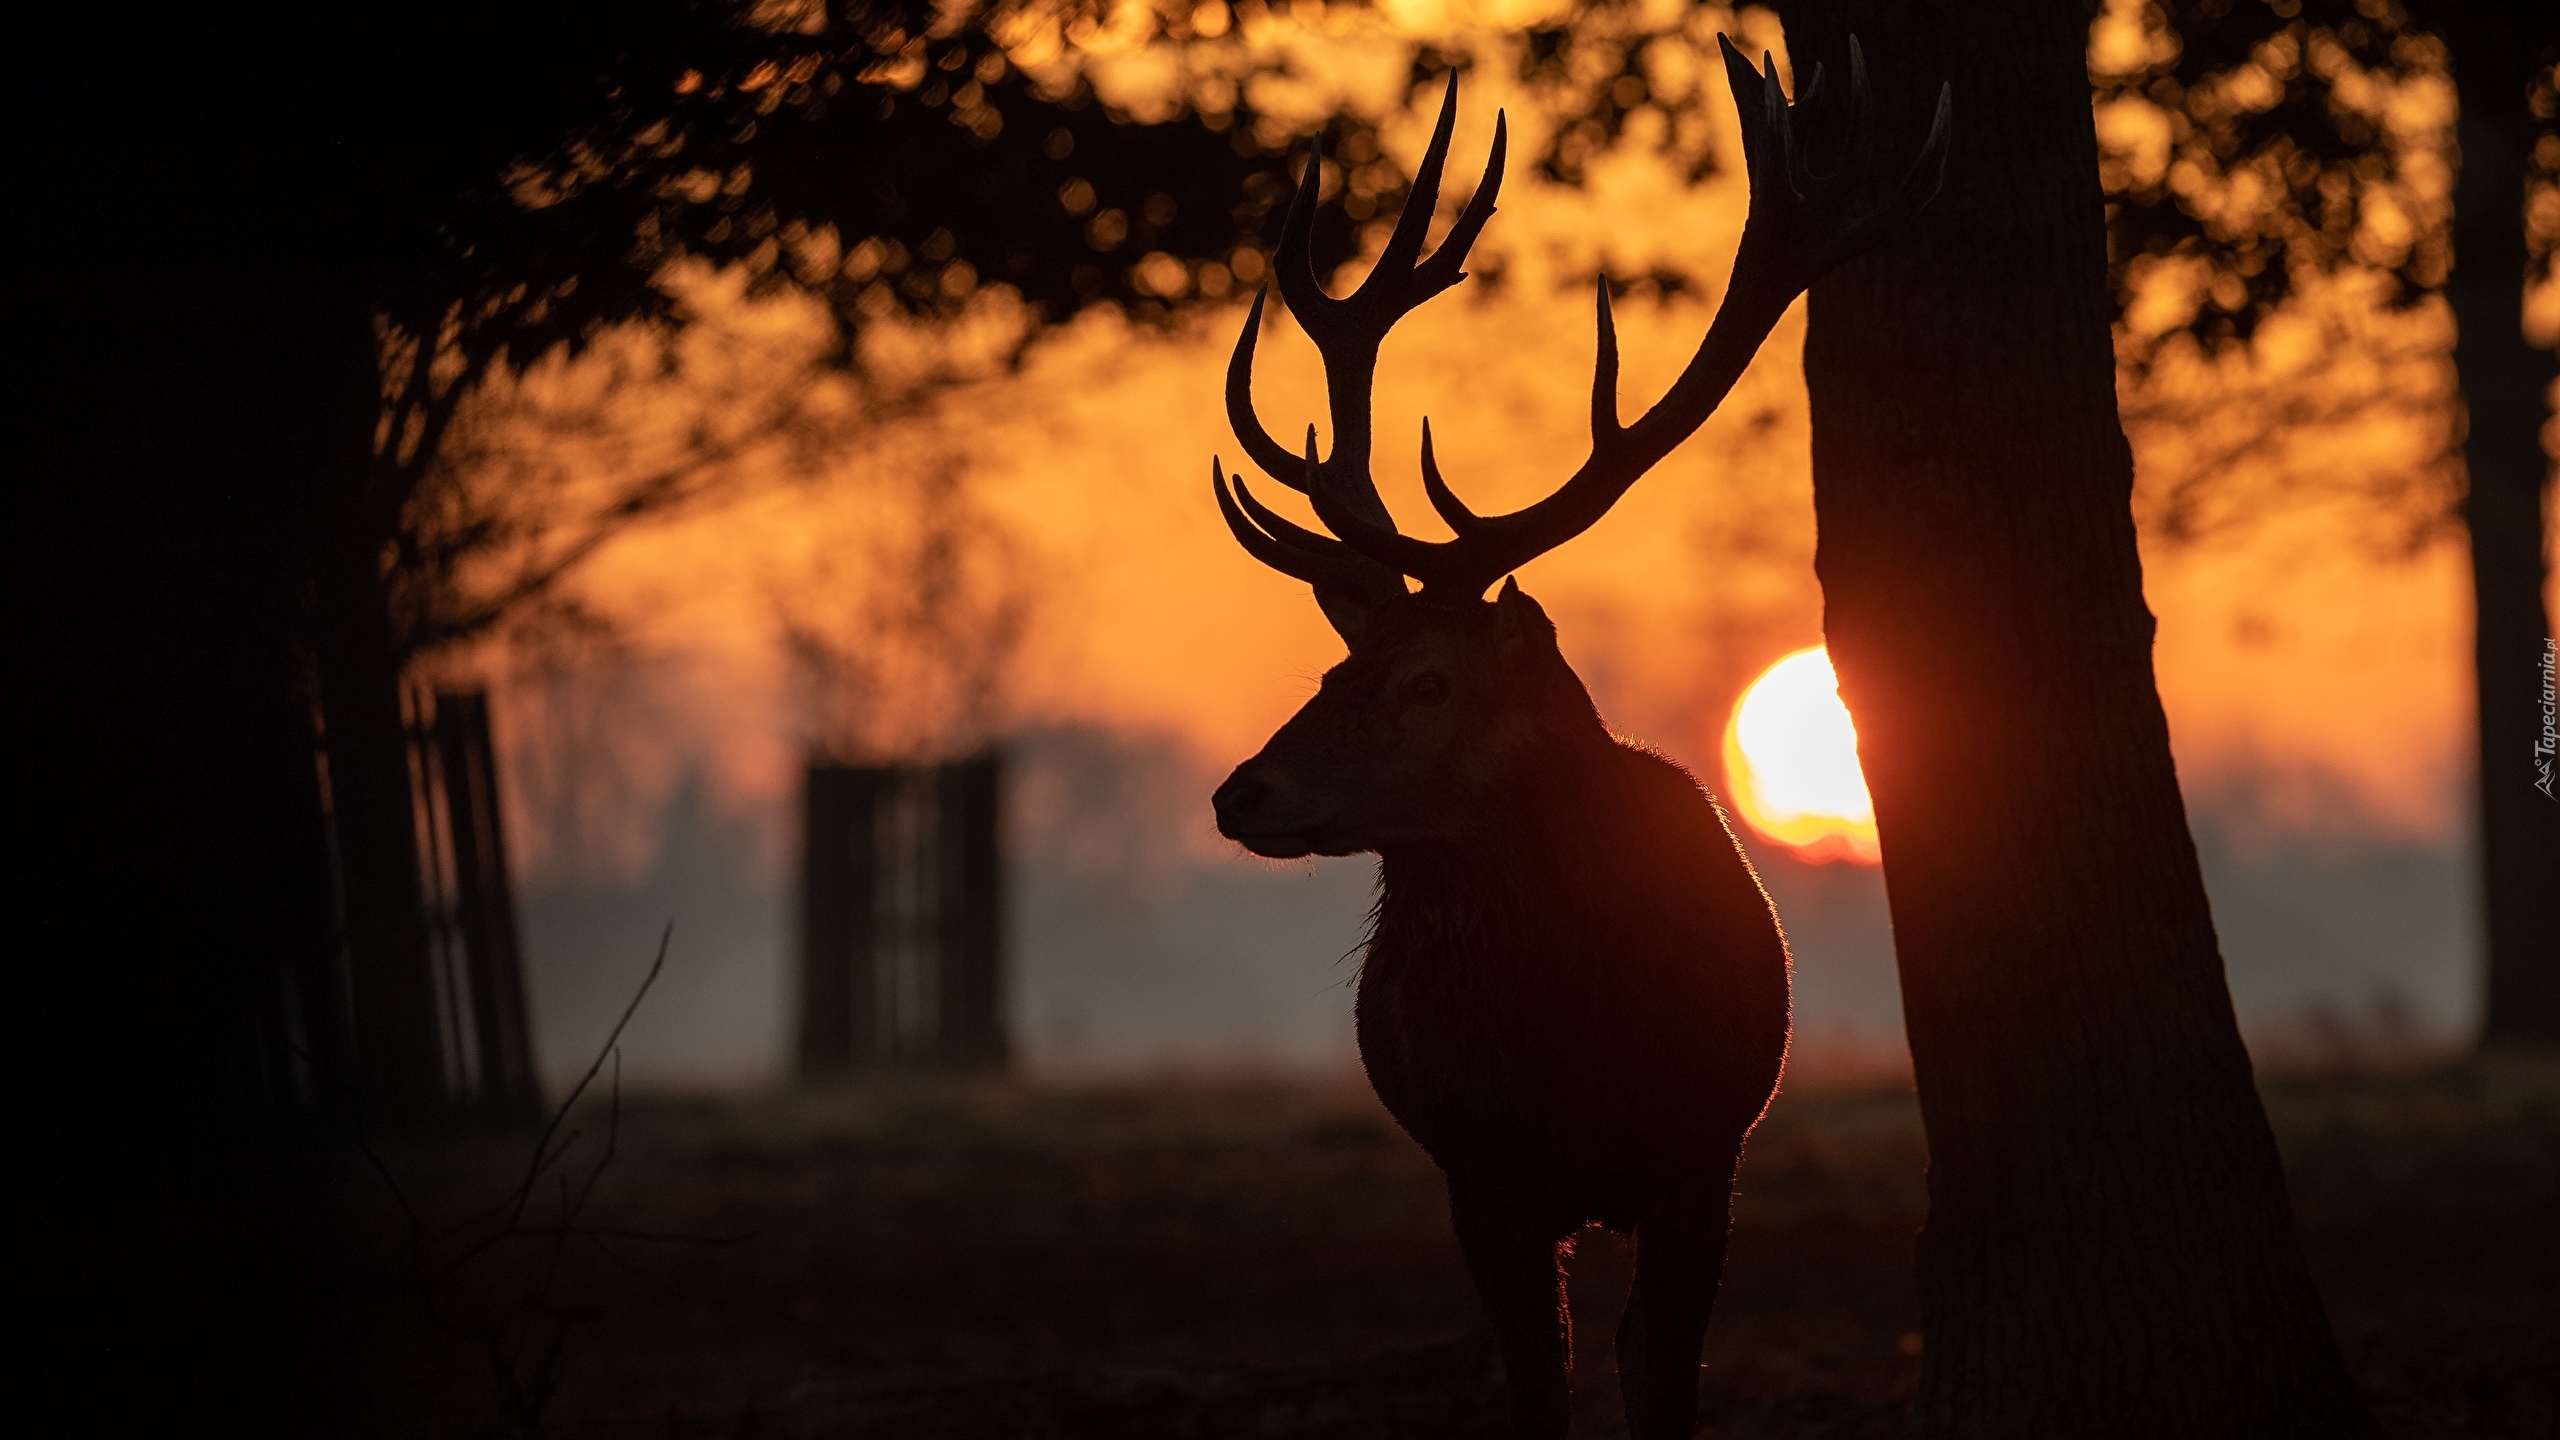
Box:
1208;40;1946;1440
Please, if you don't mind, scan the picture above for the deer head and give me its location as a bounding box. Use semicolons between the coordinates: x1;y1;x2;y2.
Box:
1211;41;1948;860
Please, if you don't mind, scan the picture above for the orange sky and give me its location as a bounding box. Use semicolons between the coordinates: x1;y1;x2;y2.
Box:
454;1;2507;886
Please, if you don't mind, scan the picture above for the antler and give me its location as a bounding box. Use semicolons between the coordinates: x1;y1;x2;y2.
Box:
1217;40;1950;606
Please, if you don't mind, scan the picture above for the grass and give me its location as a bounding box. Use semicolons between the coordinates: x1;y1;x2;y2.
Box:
335;1056;2558;1437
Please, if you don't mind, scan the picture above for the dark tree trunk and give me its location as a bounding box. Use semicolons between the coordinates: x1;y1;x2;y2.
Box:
800;763;888;1073
24;228;356;1437
312;402;450;1130
1769;0;2373;1432
435;691;544;1123
935;752;1008;1069
2437;4;2560;1050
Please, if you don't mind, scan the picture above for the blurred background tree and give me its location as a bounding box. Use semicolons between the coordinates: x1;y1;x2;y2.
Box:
2094;0;2559;1047
777;450;1034;763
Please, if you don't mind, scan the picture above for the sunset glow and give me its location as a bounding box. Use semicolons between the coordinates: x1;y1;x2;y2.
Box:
1722;647;1881;865
457;9;2479;896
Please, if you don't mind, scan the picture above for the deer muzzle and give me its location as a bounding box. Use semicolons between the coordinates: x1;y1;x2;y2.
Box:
1212;760;1339;859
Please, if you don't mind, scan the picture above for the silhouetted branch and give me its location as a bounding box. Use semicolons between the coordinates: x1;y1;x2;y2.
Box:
470;924;667;1263
2117;319;2461;555
352;925;698;1436
404;428;770;658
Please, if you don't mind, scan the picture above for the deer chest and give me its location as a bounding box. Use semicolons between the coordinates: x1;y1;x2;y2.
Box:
1352;930;1645;1184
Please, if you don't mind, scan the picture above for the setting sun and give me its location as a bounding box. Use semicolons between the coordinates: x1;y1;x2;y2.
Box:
1722;647;1881;865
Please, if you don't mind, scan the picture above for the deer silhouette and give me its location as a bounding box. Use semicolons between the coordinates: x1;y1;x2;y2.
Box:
1208;41;1947;1440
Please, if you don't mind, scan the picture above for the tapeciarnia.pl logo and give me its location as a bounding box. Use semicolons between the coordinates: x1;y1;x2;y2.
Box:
2537;638;2556;802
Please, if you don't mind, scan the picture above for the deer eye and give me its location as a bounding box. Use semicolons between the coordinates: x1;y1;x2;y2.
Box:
1406;672;1450;706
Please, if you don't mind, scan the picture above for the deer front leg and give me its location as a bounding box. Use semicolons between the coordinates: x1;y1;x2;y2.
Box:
1449;1181;1574;1440
1613;1161;1740;1440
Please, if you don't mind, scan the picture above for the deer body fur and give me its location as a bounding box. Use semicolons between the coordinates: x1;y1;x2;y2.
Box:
1359;741;1789;1235
1364;741;1790;1439
1215;585;1790;1438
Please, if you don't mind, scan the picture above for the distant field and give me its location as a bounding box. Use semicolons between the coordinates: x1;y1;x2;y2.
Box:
337;1060;2557;1438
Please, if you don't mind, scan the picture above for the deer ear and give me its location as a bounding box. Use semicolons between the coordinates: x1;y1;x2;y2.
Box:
1313;584;1372;646
1493;577;1556;655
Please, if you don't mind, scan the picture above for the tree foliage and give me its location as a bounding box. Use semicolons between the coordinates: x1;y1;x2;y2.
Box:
2091;0;2554;548
327;0;1401;655
2092;0;2472;363
347;0;1372;357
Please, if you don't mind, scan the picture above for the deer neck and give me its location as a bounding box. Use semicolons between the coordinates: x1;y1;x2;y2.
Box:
1374;727;1630;922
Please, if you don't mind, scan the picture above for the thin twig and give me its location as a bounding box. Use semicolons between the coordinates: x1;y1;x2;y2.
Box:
450;924;670;1275
340;925;717;1437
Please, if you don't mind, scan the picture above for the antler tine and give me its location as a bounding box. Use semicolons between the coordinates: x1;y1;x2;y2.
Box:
1417;419;1489;538
1795;61;1826;134
1377;34;1950;602
1591;278;1622;442
1720;38;1799;202
1838;37;1874;193
1214;458;1325;585
1306;426;1457;580
1233;456;1345;555
1273;132;1339;340
1213;458;1405;602
1720;36;1767;158
1227;70;1508;583
1224;52;1946;606
1363;70;1462;291
1225;285;1307;488
1409;109;1506;297
1279;75;1508;343
1760;53;1805;200
1810;80;1951;271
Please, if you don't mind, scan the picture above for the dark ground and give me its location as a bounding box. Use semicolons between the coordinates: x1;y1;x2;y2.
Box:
337;1058;2558;1438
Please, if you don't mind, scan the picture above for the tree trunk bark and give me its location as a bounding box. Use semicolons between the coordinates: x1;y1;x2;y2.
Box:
1768;1;2374;1432
312;350;450;1131
2438;5;2560;1051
